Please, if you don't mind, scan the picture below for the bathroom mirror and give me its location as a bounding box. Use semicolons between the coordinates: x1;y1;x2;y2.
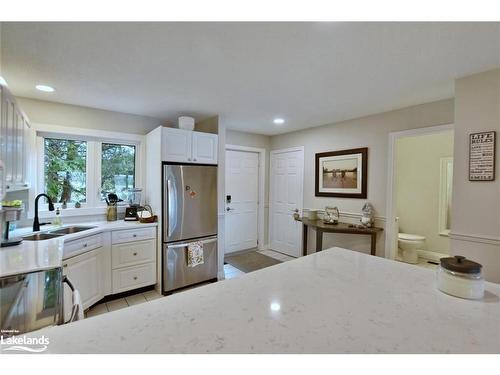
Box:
438;157;453;236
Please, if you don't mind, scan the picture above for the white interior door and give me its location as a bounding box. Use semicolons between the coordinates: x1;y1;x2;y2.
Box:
225;150;259;254
270;147;304;257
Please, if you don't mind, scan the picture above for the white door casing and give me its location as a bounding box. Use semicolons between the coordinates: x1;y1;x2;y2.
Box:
225;149;259;253
269;147;304;257
385;123;454;260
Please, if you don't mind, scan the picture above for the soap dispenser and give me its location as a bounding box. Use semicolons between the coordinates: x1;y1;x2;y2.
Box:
53;206;62;227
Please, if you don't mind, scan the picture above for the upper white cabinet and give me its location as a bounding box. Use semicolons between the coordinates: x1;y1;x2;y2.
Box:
161;127;193;162
192;131;218;164
0;84;32;191
162;127;218;164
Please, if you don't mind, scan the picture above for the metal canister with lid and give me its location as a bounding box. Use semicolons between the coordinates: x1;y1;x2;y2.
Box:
437;255;484;300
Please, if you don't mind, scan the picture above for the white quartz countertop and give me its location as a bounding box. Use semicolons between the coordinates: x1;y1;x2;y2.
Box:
0;221;157;278
30;248;500;354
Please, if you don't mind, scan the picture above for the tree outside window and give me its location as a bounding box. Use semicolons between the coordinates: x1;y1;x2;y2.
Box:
101;143;136;201
44;138;87;203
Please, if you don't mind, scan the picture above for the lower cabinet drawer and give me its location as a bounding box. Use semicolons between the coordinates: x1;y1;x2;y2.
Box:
112;262;156;294
111;239;155;269
64;234;103;259
111;227;156;244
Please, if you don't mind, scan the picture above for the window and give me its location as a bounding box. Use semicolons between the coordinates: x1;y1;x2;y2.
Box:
44;138;87;203
38;132;141;211
101;143;136;201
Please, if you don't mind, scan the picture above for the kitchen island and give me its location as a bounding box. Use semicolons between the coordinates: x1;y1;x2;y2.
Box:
25;247;500;354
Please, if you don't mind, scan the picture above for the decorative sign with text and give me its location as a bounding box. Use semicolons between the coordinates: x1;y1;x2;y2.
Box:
469;131;496;181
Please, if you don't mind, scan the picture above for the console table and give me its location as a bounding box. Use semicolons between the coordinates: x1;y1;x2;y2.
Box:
300;218;383;256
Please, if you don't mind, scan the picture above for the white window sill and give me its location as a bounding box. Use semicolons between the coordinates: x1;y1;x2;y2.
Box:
36;206;126;219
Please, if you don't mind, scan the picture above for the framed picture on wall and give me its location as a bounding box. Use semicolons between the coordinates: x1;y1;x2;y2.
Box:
469;131;496;181
315;147;368;198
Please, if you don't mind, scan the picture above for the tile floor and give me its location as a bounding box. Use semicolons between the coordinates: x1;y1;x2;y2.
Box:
85;249;294;319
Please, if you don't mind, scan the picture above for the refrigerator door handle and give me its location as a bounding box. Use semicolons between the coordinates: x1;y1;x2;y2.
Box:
166;179;172;237
167;237;217;249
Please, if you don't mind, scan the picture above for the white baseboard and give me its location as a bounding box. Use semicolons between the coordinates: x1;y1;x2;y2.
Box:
417;249;447;263
259;243;270;251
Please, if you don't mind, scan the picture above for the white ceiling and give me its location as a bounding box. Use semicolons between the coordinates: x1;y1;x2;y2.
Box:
2;22;500;135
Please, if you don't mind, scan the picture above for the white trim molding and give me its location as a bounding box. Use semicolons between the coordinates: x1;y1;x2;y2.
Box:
450;232;500;246
225;144;266;251
385;123;454;260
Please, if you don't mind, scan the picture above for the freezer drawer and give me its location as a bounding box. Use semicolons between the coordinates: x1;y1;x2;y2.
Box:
163;236;218;293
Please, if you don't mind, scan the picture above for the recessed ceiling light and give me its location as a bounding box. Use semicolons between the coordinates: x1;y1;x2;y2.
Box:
36;84;55;92
270;302;281;312
0;76;7;86
273;118;285;125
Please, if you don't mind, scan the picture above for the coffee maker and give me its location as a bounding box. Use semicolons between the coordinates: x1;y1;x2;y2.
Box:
124;188;143;221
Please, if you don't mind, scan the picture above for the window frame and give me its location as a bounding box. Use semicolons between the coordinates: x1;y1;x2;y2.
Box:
34;125;144;215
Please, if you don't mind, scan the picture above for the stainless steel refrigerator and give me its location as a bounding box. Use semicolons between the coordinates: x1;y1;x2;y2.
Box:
162;163;218;293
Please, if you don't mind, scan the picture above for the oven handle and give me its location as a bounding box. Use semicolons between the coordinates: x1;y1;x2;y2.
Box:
167;237;217;249
63;275;83;324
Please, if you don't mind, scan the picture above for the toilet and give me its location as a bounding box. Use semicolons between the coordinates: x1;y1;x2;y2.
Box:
398;233;426;264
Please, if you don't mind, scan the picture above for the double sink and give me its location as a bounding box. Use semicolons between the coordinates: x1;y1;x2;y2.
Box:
23;226;96;241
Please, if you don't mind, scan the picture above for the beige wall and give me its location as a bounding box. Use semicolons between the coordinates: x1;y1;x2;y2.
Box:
270;99;455;256
395;131;454;254
451;68;500;282
225;129;272;246
16;97;161;134
195;116;219;134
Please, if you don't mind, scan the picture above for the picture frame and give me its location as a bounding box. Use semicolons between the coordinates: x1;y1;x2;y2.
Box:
315;147;368;198
469;131;496;181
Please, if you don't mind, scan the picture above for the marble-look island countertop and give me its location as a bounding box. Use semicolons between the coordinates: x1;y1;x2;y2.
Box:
0;221;157;278
31;248;500;354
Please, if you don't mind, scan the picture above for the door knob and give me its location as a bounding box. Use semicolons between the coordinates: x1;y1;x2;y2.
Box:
226;207;234;211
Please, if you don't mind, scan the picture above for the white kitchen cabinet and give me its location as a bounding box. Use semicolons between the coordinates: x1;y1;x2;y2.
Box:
63;248;103;315
161;127;218;164
0;84;32;191
161;127;193;162
192;131;218;164
111;228;156;294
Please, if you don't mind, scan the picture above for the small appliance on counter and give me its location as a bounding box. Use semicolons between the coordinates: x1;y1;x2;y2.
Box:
437;255;484;300
1;203;24;247
124;188;143;221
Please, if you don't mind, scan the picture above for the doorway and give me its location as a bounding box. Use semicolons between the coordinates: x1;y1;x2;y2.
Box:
386;124;454;264
269;147;304;257
224;145;265;255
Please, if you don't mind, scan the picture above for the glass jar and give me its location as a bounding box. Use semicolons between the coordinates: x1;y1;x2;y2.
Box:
437;255;484;299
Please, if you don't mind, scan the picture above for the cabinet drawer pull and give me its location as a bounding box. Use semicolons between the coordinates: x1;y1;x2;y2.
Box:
133;234;137;238
133;252;137;256
83;243;88;248
133;276;138;280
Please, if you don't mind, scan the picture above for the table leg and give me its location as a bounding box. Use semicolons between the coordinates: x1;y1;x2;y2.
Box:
316;229;323;252
370;233;377;256
302;224;308;257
